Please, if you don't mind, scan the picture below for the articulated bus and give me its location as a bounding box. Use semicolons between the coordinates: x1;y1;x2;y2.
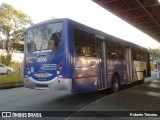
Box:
24;18;151;92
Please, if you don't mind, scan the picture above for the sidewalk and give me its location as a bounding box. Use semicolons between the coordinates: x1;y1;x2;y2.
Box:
144;71;157;82
67;71;160;120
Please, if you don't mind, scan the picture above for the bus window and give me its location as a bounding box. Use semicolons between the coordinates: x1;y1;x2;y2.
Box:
143;51;147;61
26;22;63;53
47;32;61;49
107;49;116;59
74;42;81;54
137;49;143;61
132;47;137;61
106;40;117;59
106;40;116;49
117;42;124;60
74;29;95;57
27;41;36;52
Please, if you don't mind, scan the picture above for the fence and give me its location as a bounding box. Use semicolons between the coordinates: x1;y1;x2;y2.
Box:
0;68;23;89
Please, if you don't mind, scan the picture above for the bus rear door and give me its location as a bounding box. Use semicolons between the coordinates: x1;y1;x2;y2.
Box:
96;36;107;89
125;47;133;83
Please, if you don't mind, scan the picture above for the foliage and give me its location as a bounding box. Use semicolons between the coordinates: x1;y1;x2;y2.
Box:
14;43;24;51
148;48;160;62
0;3;33;41
0;54;13;66
0;3;33;64
0;75;23;85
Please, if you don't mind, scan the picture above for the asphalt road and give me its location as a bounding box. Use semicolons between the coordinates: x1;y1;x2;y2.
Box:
0;87;108;120
0;71;158;120
68;80;160;120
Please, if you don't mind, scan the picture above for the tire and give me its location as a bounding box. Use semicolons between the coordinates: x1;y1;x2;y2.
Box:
112;75;120;93
143;70;146;78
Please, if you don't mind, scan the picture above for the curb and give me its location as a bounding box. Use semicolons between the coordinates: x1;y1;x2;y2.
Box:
0;84;24;90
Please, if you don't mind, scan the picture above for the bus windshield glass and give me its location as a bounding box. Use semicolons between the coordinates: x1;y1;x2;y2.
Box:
25;22;63;53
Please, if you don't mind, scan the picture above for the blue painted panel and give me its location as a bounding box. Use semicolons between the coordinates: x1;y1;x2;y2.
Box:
107;59;126;87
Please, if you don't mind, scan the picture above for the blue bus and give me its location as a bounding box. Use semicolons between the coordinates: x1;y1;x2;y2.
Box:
24;18;151;92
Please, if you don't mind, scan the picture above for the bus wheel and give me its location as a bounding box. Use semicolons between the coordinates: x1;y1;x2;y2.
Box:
112;75;120;93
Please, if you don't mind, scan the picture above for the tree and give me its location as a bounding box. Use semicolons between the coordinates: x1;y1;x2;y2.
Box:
148;48;160;62
0;3;33;49
0;3;33;65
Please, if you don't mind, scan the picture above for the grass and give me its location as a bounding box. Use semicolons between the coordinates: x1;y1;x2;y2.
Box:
0;75;23;85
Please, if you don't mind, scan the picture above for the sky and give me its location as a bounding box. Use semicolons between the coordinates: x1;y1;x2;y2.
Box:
0;0;160;48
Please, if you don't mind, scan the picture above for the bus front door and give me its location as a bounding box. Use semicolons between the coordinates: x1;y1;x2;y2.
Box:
96;38;107;89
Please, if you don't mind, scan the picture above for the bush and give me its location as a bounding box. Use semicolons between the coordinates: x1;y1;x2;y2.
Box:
0;75;23;85
0;54;13;66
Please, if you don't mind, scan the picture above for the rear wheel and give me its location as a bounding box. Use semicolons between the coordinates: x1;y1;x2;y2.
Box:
112;75;120;93
143;70;146;78
140;70;146;84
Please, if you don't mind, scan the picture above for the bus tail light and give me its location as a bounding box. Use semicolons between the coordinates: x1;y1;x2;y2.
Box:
58;75;67;78
26;64;30;71
62;75;67;78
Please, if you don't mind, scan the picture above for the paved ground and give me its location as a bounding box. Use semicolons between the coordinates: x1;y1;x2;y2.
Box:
0;87;107;120
67;72;160;120
0;71;159;120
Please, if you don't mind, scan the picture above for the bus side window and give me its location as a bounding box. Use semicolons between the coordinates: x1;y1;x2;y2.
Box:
137;49;143;61
132;47;138;61
106;40;117;59
74;29;95;57
80;46;89;56
117;42;124;60
143;51;147;61
108;49;116;59
75;42;81;54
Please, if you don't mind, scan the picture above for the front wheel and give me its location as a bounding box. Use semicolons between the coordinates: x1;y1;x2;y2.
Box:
112;75;120;93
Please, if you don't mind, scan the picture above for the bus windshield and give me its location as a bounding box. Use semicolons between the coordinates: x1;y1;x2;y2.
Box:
25;22;63;53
